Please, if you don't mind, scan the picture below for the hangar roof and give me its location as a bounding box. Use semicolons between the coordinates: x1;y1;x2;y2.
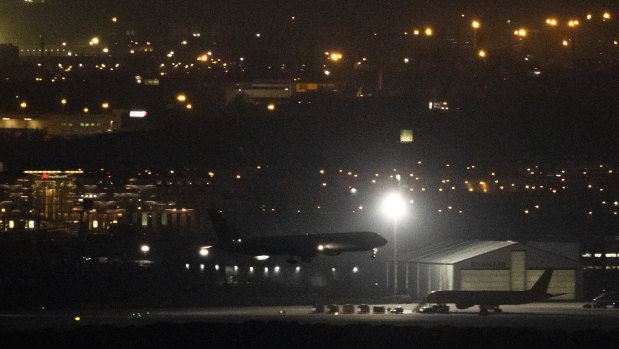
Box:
401;240;519;264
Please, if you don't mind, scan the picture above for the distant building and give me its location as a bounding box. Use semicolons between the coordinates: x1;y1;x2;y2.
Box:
0;111;123;138
226;81;292;105
0;44;19;67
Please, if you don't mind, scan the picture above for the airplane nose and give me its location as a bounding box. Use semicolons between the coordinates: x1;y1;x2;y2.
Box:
376;234;388;246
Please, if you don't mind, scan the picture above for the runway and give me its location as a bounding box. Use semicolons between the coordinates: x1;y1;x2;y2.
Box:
1;303;618;333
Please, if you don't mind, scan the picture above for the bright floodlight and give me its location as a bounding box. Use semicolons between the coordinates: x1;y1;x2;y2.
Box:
199;247;209;256
140;244;150;253
382;192;407;219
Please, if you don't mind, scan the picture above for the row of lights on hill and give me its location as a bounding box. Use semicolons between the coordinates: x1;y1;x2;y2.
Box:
18;100;110;112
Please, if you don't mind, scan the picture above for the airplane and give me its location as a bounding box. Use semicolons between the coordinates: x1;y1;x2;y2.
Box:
206;208;388;263
424;269;564;315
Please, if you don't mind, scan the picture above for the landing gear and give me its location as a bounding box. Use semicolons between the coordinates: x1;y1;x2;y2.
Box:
479;306;489;316
371;248;378;259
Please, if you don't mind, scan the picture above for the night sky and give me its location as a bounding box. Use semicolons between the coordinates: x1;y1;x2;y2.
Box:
0;0;616;45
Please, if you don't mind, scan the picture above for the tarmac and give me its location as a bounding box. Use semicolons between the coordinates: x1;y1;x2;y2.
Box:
1;302;618;333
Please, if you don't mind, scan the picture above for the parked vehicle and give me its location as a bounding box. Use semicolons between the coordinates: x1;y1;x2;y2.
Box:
416;303;450;313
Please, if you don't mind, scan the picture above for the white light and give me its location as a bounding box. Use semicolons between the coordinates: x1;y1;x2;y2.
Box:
331;267;336;272
350;188;357;194
317;244;325;251
382;192;407;219
296;266;301;272
234;265;239;271
249;266;254;273
140;244;150;253
199;247;209;256
28;220;35;229
200;264;205;270
353;266;359;273
185;263;190;269
255;255;270;261
264;267;269;273
274;266;280;272
215;264;219;270
130;111;148;118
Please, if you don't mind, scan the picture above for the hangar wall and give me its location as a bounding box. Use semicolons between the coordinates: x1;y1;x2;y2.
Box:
407;242;582;301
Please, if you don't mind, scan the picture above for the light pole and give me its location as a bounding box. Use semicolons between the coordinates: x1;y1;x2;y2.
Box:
382;192;406;295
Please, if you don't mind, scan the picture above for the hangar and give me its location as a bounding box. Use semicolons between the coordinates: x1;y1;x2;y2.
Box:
400;240;582;301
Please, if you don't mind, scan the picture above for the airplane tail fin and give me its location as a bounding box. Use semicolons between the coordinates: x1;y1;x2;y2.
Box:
529;269;554;295
206;208;240;245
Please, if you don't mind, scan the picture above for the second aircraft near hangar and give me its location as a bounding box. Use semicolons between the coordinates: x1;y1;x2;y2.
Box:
206;209;388;263
424;269;565;315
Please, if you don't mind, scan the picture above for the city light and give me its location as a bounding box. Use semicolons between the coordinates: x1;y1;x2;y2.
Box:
20;101;27;109
186;104;192;109
546;18;558;26
89;37;100;45
472;20;480;29
425;27;433;36
267;103;275;111
112;17;117;22
199;247;210;256
478;50;486;57
328;52;343;61
101;102;109;109
603;12;611;20
176;94;186;102
140;244;150;253
568;20;580;27
562;40;569;47
514;29;527;37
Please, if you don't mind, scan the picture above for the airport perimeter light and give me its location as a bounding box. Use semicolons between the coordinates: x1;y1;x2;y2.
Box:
382;192;407;295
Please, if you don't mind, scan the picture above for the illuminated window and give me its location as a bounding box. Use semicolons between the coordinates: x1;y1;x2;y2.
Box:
605;253;617;258
581;253;592;258
400;129;413;143
594;253;602;258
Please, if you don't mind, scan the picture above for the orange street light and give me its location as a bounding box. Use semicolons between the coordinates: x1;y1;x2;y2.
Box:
20;101;27;109
472;20;480;29
176;94;186;102
329;52;343;61
478;50;486;57
514;29;527;37
545;18;558;26
603;12;611;20
425;27;433;36
102;102;109;109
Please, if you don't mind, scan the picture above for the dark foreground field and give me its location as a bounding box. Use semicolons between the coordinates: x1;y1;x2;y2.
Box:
1;321;618;349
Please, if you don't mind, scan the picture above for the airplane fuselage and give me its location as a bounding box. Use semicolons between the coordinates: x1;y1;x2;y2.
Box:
219;231;387;258
426;290;552;309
